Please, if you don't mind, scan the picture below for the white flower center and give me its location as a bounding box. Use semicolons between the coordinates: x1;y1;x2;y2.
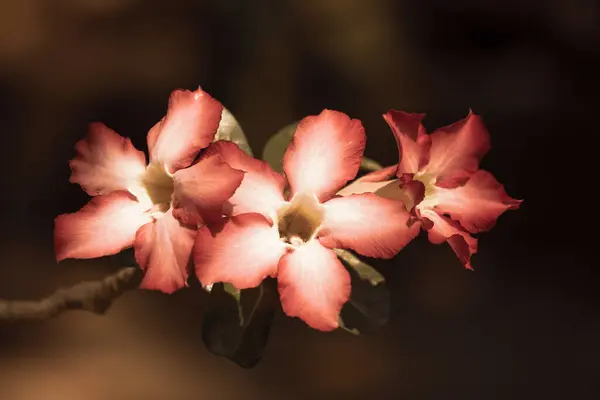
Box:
275;192;325;249
129;162;174;214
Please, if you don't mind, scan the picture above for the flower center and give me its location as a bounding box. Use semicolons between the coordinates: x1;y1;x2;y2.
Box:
131;162;174;213
276;192;325;248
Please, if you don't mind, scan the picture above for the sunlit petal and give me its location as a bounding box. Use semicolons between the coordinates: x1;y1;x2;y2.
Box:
200;141;285;218
54;191;150;261
69;123;147;196
283;110;366;202
134;210;196;294
194;213;287;289
172;148;245;226
148;87;223;172
319;193;421;258
277;240;351;331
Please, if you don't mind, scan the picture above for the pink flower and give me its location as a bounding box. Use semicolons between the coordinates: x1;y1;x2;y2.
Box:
54;88;245;294
339;110;522;270
193;110;420;331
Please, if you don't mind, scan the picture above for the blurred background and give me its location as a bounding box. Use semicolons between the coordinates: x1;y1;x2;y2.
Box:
0;0;598;399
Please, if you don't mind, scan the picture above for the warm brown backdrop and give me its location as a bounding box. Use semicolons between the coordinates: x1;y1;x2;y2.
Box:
1;1;598;399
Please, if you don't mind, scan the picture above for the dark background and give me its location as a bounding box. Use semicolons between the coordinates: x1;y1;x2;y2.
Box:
0;1;598;399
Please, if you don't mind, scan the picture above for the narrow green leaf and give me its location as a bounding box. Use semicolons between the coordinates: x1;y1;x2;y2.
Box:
202;280;276;368
214;108;254;157
336;249;390;335
262;121;298;172
334;249;385;286
360;157;384;172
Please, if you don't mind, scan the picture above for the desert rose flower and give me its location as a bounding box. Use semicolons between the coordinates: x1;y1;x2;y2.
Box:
193;110;420;331
54;88;244;293
338;110;522;269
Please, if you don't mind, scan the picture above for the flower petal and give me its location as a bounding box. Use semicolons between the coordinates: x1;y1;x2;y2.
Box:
200;141;285;218
171;147;245;226
318;193;421;258
283;109;366;202
418;208;478;270
69;123;147;196
431;170;522;233
423;110;491;187
134;210;196;294
277;240;351;331
54;191;150;261
383;110;431;175
194;213;287;289
148;88;223;172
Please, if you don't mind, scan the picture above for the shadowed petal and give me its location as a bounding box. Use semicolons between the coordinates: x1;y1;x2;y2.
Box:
277;240;351;331
194;213;287;289
172;148;245;226
134;210;196;294
283;110;366;202
54;191;151;261
201;141;285;218
336;164;398;196
69;123;147;196
424;110;491;187
319;193;421;258
432;170;522;233
148;88;223;172
383;110;431;175
418;208;478;270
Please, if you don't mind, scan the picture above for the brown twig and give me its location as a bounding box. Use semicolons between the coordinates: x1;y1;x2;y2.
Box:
0;267;142;322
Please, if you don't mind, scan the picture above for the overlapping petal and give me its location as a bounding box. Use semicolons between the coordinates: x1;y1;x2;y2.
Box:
277;239;351;331
283;110;366;202
172;148;245;225
318;193;421;258
148;88;223;172
418;208;478;270
194;213;287;289
423;110;491;188
383;110;431;175
430;170;522;233
69;123;147;196
200;141;286;218
134;210;196;294
54;191;151;261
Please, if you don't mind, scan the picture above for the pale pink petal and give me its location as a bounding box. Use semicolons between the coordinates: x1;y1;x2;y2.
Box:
283;109;366;202
418;208;478;270
194;213;287;289
134;210;196;294
54;191;151;261
200;141;285;218
431;170;522;233
69;123;147;196
277;240;351;331
148;88;223;172
318;193;421;258
383;110;431;175
423;110;491;187
171;150;245;226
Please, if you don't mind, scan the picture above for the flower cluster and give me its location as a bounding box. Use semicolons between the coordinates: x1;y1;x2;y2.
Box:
54;87;521;331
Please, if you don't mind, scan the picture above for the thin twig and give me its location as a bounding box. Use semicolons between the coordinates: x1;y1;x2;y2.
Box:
0;267;142;322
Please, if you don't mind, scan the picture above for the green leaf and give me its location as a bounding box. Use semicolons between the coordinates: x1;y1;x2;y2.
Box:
335;249;390;335
360;157;384;172
262;121;298;172
202;280;276;368
214;108;253;157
